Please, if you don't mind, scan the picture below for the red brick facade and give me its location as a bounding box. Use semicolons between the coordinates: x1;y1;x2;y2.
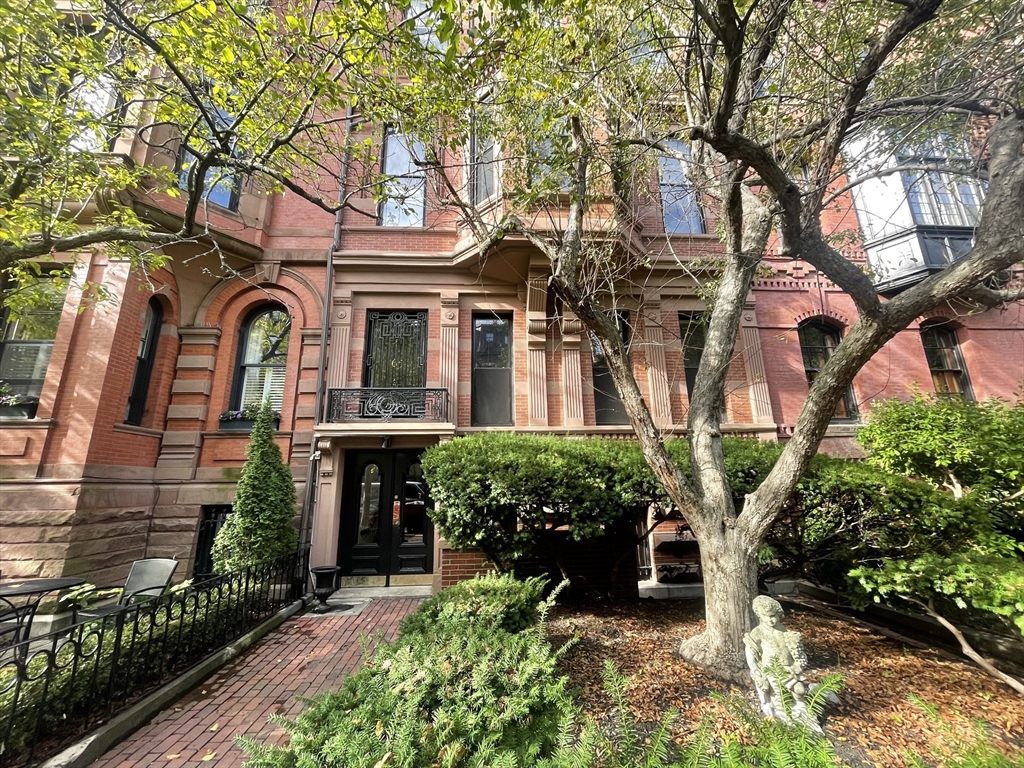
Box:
2;126;1022;593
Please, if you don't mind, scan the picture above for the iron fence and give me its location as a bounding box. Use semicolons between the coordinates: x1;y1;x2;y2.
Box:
0;548;309;767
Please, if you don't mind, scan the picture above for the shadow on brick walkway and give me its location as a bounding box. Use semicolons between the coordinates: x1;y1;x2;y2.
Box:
90;598;422;768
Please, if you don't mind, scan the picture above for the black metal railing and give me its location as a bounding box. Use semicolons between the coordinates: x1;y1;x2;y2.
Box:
0;548;309;767
325;387;449;422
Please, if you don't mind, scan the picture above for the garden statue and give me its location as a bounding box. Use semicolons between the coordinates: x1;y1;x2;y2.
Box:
743;595;830;733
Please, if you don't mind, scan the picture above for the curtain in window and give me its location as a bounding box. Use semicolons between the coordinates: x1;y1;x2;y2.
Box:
238;308;291;410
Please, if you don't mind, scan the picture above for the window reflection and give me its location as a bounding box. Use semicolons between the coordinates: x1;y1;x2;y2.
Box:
358;463;381;545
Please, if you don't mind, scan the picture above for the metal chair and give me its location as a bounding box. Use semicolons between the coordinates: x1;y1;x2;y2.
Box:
0;596;39;650
72;559;179;622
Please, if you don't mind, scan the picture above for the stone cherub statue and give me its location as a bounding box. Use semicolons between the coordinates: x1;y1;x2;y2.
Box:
743;595;831;733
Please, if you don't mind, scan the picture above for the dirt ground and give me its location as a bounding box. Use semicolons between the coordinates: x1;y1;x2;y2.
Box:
546;599;1024;768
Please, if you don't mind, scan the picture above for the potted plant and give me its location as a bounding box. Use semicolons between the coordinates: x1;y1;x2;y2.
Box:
0;383;39;419
218;403;281;431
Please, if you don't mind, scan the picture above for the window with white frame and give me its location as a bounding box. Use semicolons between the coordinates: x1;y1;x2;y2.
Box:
900;164;984;228
659;140;704;234
177;100;241;212
405;0;444;50
0;277;69;404
379;128;427;227
233;306;291;411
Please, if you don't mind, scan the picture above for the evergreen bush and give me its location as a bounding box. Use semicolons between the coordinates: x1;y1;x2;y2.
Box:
237;575;573;768
212;401;298;573
399;572;550;638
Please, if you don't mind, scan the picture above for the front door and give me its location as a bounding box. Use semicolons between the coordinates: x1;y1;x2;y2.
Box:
339;450;433;581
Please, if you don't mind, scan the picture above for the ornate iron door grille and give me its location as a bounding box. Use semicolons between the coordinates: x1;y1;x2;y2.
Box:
363;310;427;388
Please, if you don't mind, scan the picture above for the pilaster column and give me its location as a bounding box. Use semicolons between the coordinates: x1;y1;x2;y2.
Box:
440;293;459;424
740;306;774;424
526;275;548;426
327;289;352;389
642;304;674;429
560;311;585;427
309;437;340;568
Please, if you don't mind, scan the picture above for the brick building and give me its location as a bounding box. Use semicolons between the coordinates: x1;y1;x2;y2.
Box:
2;113;1022;593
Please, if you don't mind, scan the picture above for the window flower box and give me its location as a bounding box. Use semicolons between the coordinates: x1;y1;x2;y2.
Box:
0;395;38;420
218;407;281;432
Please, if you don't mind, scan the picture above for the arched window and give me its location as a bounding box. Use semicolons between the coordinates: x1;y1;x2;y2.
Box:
920;322;973;399
233;306;291;412
798;320;858;420
124;299;163;425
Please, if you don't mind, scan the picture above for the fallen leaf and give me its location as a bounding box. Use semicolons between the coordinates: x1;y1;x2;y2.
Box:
209;724;219;732
166;755;180;760
201;752;216;761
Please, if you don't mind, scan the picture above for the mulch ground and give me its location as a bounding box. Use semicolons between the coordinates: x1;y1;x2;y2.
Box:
546;599;1024;768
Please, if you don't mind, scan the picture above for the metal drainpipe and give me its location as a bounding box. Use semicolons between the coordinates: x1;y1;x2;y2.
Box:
297;107;354;555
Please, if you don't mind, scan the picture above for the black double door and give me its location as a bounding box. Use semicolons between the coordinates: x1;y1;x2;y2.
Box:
339;450;433;580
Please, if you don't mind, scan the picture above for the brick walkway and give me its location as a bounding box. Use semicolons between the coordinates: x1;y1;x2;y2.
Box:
91;599;421;768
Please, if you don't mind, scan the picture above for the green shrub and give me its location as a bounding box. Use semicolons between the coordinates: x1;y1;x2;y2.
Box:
858;394;1024;537
421;434;789;572
763;457;982;589
399;572;550;638
238;577;573;768
212;401;298;573
762;455;1024;641
421;433;666;570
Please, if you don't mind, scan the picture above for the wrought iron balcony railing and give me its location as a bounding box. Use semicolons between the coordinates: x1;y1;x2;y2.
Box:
325;388;450;423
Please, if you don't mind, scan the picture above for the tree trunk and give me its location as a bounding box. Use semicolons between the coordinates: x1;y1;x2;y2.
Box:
678;523;758;682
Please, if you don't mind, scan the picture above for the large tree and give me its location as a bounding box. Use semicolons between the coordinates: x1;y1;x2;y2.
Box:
0;0;495;285
380;0;1024;679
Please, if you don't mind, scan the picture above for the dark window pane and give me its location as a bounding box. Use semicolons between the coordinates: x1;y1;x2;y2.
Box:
364;310;427;388
920;324;972;399
472;314;513;426
798;321;857;420
125;300;163;425
679;313;706;399
590;312;630;426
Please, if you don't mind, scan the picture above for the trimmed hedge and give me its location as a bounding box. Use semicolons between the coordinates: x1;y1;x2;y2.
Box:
420;433;784;571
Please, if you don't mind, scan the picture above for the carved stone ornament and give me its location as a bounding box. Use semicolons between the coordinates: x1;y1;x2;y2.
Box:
742;596;837;733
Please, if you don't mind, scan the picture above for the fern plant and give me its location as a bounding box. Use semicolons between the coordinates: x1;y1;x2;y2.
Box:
903;696;1024;768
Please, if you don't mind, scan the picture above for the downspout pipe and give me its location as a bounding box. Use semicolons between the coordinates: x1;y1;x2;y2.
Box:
298;107;354;556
